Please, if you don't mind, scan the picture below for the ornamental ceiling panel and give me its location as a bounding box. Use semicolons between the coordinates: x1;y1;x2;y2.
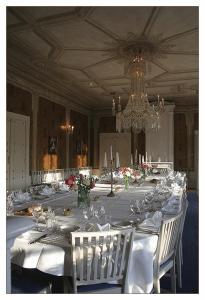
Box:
144;62;165;80
44;20;115;49
58;50;108;68
155;72;198;81
59;68;90;81
87;60;125;79
101;78;130;86
7;6;199;110
22;6;76;20
13;30;51;57
7;10;23;26
149;6;198;39
157;54;198;71
168;31;198;53
150;78;198;87
89;6;153;39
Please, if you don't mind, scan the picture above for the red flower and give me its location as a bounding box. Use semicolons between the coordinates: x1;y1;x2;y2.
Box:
65;175;76;187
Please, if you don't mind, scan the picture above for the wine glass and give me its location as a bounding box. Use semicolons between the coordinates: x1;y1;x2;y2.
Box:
82;208;88;220
46;206;56;231
32;204;43;231
98;205;106;224
130;199;136;215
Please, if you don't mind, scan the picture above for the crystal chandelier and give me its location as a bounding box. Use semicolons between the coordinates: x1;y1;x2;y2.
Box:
112;55;165;133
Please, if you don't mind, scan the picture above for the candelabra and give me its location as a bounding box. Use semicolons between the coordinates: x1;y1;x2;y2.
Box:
107;158;115;197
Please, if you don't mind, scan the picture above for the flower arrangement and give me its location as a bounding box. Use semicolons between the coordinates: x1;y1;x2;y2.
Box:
119;167;134;190
120;167;133;179
65;175;77;189
77;174;95;207
138;163;152;177
77;174;95;191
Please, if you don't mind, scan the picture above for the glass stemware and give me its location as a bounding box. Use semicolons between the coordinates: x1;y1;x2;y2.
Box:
46;206;56;231
32;204;43;231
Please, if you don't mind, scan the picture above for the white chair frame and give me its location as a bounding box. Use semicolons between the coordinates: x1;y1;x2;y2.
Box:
176;190;189;288
153;211;183;293
69;229;134;294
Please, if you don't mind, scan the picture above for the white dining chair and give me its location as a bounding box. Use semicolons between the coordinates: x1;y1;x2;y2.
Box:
67;228;134;293
153;211;183;293
176;192;189;288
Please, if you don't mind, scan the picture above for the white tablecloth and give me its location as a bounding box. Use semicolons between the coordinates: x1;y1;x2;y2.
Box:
11;181;182;293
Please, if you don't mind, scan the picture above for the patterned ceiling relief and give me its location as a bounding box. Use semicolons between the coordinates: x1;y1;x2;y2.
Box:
7;6;199;110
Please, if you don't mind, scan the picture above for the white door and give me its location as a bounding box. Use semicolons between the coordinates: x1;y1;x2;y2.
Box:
7;112;30;190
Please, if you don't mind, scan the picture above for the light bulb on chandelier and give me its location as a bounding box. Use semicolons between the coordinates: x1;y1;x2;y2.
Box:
60;123;74;134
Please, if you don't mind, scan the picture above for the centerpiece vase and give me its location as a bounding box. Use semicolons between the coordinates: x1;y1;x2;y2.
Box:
77;186;90;208
124;177;130;190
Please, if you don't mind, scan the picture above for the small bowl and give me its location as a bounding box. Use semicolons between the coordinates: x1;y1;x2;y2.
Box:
63;208;72;216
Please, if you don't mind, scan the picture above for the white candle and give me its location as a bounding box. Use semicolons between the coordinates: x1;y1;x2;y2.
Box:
149;155;152;162
135;149;138;164
158;156;161;162
130;154;133;165
116;152;120;168
139;154;141;164
142;155;144;163
103;152;107;168
110;145;113;160
145;152;148;163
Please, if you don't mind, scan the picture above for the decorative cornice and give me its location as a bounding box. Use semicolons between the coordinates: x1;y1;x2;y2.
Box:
7;67;91;116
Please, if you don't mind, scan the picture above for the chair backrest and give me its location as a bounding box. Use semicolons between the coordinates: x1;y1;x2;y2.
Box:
154;211;183;269
70;229;134;293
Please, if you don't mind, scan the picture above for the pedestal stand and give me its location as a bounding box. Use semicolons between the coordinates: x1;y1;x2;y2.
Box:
107;159;115;197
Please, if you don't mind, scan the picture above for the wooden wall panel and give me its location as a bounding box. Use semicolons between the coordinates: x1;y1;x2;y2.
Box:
99;116;116;133
69;110;88;168
7;83;33;170
174;113;188;170
37;97;66;170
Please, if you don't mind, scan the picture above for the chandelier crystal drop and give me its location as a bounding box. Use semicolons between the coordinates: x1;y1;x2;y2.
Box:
112;55;165;133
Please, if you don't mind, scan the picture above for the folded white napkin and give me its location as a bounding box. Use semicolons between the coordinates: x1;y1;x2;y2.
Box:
13;192;31;203
39;186;55;195
138;211;162;231
161;195;181;214
18;230;46;244
59;184;70;191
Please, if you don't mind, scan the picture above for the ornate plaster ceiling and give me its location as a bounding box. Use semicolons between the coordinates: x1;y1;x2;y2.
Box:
7;6;199;110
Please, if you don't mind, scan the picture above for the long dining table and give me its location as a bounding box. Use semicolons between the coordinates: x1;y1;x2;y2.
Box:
10;177;184;293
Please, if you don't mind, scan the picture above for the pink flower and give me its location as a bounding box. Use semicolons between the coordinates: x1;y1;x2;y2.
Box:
65;175;76;187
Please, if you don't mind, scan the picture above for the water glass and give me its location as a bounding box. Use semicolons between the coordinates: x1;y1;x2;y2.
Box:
46;207;56;231
32;204;43;231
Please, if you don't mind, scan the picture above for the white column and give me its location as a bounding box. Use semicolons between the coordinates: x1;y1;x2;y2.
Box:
32;93;39;171
168;109;174;163
145;104;175;163
65;108;71;168
93;117;99;168
185;112;194;170
87;115;91;166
